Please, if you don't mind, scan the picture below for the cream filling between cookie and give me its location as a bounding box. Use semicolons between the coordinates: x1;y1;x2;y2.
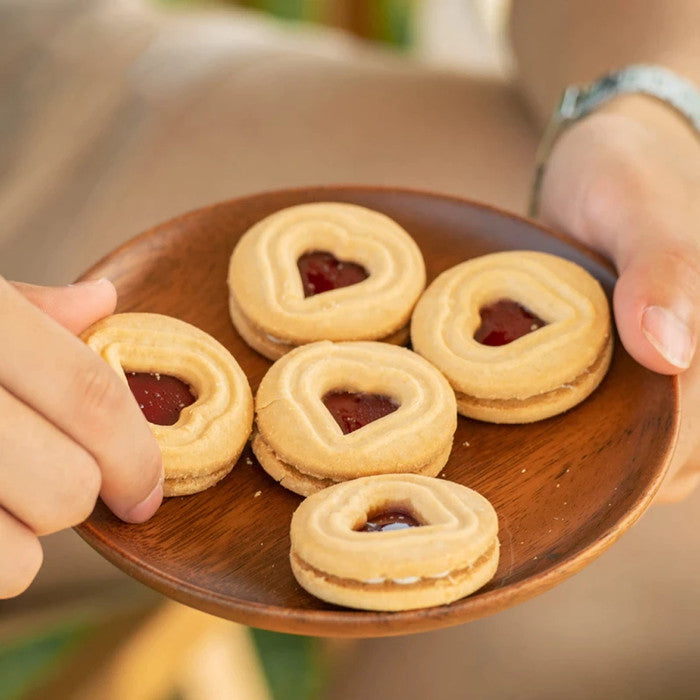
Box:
232;291;409;348
291;541;497;590
164;463;231;486
456;335;611;408
262;435;445;487
364;572;450;585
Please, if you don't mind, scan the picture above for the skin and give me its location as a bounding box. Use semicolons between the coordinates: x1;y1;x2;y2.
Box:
0;278;163;598
510;1;700;500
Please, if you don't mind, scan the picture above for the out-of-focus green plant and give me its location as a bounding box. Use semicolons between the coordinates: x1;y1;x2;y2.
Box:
0;619;92;700
250;628;326;700
365;0;413;47
156;0;414;48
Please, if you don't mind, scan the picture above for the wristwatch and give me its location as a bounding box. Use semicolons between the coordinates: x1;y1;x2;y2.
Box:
529;64;700;217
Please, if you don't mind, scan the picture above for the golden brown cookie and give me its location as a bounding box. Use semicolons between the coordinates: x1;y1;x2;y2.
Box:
290;473;499;611
252;341;457;496
82;313;253;496
411;250;613;423
228;202;426;359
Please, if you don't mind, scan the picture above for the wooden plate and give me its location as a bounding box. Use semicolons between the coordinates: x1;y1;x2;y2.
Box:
76;186;679;638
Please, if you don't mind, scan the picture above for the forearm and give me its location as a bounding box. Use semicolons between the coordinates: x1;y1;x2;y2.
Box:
509;0;700;127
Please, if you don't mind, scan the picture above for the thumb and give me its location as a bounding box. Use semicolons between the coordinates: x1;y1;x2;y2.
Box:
9;279;117;335
614;241;698;375
537;113;699;377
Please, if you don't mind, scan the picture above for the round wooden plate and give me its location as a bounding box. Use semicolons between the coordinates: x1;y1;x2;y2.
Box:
76;186;679;638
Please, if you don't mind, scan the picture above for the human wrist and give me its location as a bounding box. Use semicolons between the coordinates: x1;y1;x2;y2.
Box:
536;92;700;257
530;65;700;217
539;91;700;227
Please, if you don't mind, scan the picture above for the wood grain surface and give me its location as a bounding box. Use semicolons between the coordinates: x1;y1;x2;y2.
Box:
75;186;679;638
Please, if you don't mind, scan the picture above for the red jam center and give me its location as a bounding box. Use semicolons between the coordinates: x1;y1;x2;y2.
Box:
474;299;546;346
322;391;399;435
126;372;196;426
297;250;368;297
359;510;422;532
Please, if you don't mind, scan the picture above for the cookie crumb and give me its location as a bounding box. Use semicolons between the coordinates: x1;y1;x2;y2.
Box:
245;457;253;465
556;483;560;488
462;441;470;447
254;490;261;498
521;468;526;473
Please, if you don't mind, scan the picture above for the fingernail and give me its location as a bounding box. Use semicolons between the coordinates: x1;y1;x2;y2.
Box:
642;305;695;369
123;476;164;524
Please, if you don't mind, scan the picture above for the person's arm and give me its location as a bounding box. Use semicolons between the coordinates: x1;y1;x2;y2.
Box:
509;1;700;127
509;2;700;500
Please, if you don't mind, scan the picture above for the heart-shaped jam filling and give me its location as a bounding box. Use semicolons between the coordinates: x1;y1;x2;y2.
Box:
474;299;546;346
126;372;196;426
358;509;423;532
297;250;368;297
322;391;399;435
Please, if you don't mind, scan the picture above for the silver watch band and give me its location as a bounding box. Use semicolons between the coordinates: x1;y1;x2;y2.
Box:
529;64;700;217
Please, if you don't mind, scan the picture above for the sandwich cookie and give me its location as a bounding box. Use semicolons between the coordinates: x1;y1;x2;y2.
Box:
290;473;499;611
411;250;613;423
228;202;426;359
252;341;457;496
82;313;253;496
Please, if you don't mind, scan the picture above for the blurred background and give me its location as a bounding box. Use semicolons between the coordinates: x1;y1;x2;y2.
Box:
2;0;700;698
